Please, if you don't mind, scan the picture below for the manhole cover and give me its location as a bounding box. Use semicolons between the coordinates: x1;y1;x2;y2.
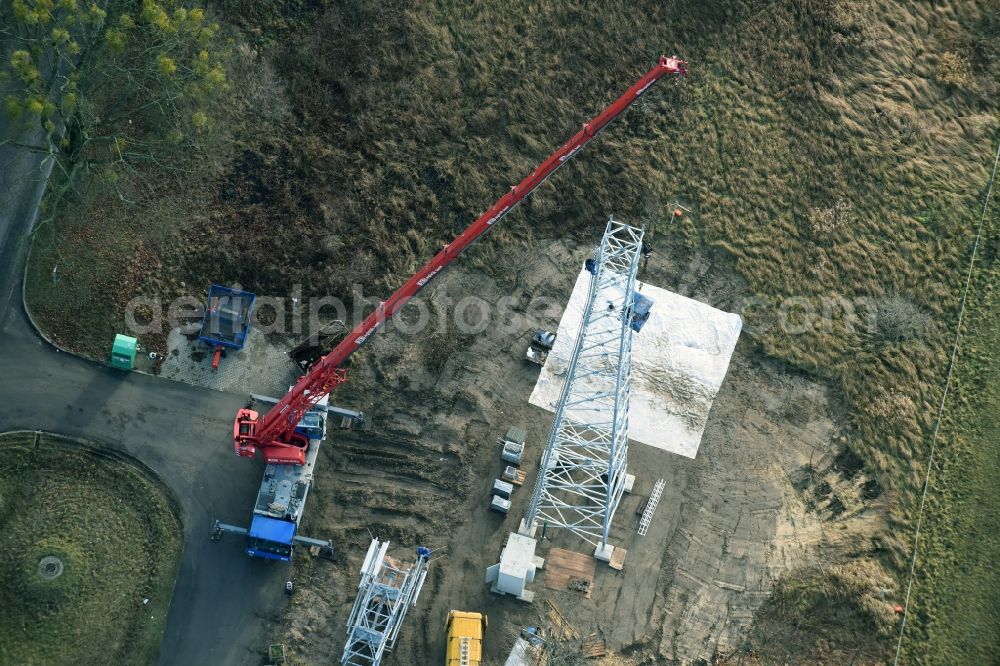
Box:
38;556;64;580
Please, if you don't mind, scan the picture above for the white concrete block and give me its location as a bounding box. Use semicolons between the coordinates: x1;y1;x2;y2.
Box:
594;543;615;562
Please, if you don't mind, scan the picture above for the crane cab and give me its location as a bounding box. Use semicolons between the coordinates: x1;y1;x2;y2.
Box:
294;411;326;440
246;515;295;561
234;408;259;458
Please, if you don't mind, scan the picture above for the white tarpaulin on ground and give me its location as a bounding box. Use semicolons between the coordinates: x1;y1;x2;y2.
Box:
528;270;742;459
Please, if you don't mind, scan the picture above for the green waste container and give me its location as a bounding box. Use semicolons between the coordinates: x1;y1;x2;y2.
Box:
109;334;137;370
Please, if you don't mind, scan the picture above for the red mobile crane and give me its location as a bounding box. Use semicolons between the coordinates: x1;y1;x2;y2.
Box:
234;56;688;465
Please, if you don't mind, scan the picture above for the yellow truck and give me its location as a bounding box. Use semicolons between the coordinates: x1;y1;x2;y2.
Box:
445;610;487;666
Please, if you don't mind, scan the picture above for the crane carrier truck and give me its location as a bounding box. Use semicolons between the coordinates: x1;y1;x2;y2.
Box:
212;394;335;560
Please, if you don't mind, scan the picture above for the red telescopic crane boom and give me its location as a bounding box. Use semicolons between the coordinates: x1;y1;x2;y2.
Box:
235;55;687;464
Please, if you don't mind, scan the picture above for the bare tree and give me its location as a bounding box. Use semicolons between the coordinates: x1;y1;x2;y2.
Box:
2;0;230;185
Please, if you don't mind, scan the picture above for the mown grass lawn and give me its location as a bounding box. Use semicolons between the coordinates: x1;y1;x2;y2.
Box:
900;197;1000;662
0;433;182;666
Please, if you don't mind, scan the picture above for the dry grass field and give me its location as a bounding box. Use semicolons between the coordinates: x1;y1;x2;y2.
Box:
20;0;1000;662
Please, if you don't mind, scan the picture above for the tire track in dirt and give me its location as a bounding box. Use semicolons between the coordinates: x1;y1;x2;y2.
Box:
280;244;888;665
650;354;884;663
281;416;474;663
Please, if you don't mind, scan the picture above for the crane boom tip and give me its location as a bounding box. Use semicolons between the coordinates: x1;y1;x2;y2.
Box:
660;55;688;75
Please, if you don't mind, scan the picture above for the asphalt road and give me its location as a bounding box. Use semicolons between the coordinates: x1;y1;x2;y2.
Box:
0;120;287;664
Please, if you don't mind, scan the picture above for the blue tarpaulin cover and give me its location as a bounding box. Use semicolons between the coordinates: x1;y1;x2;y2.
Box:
249;515;296;545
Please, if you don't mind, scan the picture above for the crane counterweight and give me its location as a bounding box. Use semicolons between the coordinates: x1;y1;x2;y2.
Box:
233;55;687;465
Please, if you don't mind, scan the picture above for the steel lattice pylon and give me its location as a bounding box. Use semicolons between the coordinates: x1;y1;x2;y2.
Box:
341;540;429;666
524;217;645;551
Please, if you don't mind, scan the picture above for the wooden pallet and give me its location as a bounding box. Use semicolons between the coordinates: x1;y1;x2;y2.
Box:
580;633;607;658
268;643;286;665
608;547;627;571
502;466;527;486
545;598;578;641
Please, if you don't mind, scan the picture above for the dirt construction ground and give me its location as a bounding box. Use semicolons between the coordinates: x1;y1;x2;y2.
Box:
269;232;885;665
